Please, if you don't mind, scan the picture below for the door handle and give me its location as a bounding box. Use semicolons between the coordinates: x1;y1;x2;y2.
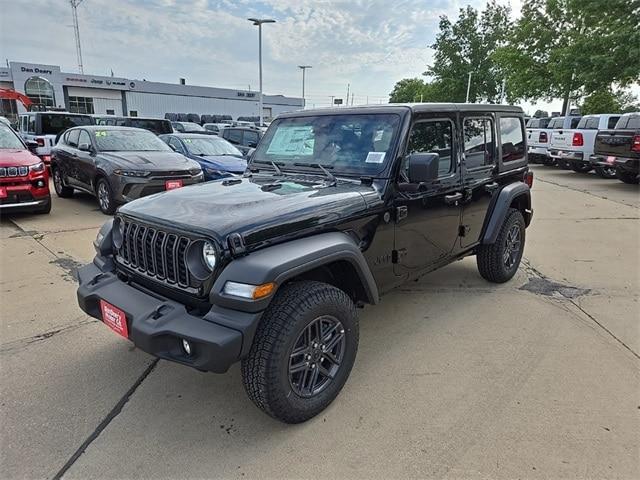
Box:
444;192;463;205
484;182;499;193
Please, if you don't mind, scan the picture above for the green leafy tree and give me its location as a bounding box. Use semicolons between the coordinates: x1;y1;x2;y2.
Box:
425;1;511;103
389;78;428;103
496;0;640;113
580;90;639;115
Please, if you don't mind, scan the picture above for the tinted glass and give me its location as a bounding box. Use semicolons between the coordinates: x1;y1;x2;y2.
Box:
607;116;620;129
570;117;581;128
226;129;242;144
626;115;640;129
128;119;172;135
463;118;494;169
406;120;453;177
244;130;259;145
0;124;25;149
41;114;92;135
93;129;172;152
254;113;401;176
548;117;564;129
182;137;242;156
67;129;80;147
499;117;525;162
28;115;36;133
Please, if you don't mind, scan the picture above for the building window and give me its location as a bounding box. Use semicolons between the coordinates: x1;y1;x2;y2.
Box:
0;99;18;125
106;109;115;115
129;110;138;117
68;96;95;114
24;76;56;108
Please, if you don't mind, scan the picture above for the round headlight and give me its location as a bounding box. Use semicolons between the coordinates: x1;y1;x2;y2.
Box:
202;242;216;270
112;218;125;249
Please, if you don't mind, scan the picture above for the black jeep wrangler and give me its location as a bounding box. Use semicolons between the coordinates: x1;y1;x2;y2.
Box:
77;104;533;423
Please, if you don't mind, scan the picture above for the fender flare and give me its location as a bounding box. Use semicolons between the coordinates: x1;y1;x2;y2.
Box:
481;181;531;244
210;231;379;314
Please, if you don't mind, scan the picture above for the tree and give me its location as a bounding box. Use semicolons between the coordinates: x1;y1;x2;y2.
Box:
580;90;639;115
496;0;640;113
389;78;428;103
425;1;511;103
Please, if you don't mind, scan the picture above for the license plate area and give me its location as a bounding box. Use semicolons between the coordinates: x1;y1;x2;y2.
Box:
100;300;129;338
165;179;183;190
606;156;616;164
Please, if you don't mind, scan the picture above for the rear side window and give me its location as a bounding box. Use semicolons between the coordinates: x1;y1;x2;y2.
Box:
463;118;494;169
499;117;525;163
570;117;581;128
226;129;242;144
548;117;564;129
28;115;36;134
527;118;550;129
66;129;80;148
607;116;620;129
406;119;454;177
577;116;599;129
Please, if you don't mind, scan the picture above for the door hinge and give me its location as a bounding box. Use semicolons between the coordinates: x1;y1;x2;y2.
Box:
396;206;408;222
458;225;470;237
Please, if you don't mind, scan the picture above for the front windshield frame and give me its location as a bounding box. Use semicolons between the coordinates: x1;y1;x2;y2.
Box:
94;129;173;152
251;112;403;177
182;136;242;156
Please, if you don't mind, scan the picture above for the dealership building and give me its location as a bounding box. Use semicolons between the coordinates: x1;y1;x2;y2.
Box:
0;61;303;121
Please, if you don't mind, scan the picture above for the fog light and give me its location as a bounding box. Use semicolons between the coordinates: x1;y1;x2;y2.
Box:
182;339;192;356
36;180;45;188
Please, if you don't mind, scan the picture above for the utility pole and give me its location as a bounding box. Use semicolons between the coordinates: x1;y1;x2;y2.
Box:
500;79;506;103
298;65;312;108
70;0;85;74
351;92;354;106
248;18;276;126
346;83;350;107
465;72;472;103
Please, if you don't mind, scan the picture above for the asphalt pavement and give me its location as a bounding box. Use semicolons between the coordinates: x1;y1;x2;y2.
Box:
1;166;638;479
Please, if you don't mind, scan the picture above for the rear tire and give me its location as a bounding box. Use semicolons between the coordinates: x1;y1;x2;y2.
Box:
96;177;116;215
595;166;617;179
241;281;358;424
52;167;74;198
616;169;639;185
571;163;592;173
476;208;525;283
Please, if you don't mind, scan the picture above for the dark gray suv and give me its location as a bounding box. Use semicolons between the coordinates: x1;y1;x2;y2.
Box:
51;126;203;214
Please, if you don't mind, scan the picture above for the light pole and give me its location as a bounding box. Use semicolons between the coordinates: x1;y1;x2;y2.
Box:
298;65;312;108
248;18;276;126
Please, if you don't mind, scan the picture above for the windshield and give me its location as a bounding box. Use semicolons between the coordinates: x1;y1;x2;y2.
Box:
0;124;25;149
41;114;93;135
182;122;206;132
94;129;172;152
183;137;242;156
128;119;172;135
252;113;400;176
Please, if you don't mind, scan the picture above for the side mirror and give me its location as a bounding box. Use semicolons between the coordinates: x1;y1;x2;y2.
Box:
407;152;439;183
78;142;92;152
26;140;39;152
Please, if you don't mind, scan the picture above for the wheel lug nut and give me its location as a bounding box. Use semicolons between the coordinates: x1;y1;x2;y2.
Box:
311;364;316;369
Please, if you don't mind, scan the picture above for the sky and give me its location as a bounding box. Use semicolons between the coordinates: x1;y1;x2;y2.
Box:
1;0;584;115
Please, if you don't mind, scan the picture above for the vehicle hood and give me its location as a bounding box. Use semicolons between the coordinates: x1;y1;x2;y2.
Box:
119;175;373;248
0;149;41;167
98;151;200;171
194;154;247;173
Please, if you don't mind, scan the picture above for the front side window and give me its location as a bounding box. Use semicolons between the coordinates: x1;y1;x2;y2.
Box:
404;119;453;177
463;118;494;169
68;96;95;115
253;113;400;176
67;129;80;148
78;130;91;147
24;76;55;108
499;117;525;163
93;129;172;152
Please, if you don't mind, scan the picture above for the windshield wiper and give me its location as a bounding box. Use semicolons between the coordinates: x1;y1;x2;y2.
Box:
293;163;337;185
252;160;284;175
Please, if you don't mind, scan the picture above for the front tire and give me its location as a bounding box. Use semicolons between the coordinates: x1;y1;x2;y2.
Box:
96;177;116;215
476;208;525;283
616;169;639;185
52;167;74;198
241;281;359;424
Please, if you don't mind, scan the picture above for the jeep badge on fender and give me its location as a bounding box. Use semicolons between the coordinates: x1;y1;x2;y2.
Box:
77;104;533;423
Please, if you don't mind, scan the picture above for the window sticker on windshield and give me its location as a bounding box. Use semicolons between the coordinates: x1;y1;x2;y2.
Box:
95;131;107;137
266;126;314;156
365;152;385;164
184;139;192;143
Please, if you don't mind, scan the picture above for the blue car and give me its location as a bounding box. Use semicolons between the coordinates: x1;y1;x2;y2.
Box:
160;133;247;181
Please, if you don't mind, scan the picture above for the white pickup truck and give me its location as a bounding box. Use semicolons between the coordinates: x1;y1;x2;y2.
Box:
548;114;620;175
526;117;552;164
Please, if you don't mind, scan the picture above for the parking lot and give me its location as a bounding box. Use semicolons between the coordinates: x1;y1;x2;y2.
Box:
1;165;638;479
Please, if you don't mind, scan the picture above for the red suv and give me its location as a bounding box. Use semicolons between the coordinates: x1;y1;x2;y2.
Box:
0;123;51;214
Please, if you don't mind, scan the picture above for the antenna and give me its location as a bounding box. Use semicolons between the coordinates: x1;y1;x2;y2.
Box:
70;0;85;74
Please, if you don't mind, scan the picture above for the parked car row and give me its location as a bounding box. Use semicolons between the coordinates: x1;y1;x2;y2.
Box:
526;112;639;184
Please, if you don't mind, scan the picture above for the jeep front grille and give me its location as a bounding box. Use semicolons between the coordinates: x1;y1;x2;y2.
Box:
117;220;192;287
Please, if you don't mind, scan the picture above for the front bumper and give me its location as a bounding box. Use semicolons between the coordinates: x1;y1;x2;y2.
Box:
0;182;50;212
112;174;203;203
77;261;262;373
